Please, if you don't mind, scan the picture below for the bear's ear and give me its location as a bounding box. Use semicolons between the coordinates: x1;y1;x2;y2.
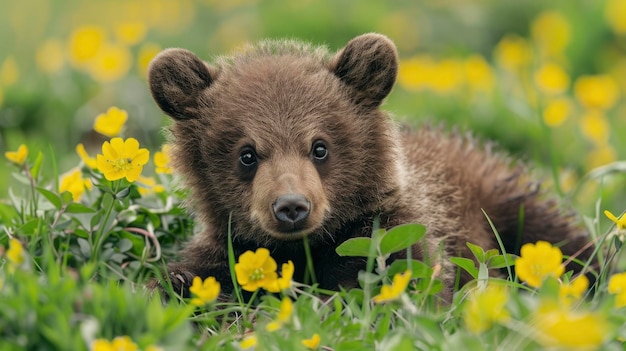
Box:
148;48;215;120
330;33;398;109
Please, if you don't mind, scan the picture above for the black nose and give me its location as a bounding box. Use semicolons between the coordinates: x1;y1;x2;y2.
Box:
272;194;310;231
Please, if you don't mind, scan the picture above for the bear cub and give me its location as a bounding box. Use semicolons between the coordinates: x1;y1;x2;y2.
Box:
148;33;593;301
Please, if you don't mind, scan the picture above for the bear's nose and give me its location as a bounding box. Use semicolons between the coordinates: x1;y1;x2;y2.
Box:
272;194;310;231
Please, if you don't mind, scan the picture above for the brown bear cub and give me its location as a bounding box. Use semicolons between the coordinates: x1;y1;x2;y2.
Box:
148;33;593;301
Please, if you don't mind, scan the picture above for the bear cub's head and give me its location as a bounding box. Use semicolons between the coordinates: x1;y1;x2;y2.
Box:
148;34;401;246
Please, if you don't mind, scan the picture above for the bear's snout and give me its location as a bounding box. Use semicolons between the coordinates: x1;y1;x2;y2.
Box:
272;194;310;232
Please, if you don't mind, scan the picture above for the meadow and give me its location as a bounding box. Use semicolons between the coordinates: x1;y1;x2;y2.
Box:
1;0;626;350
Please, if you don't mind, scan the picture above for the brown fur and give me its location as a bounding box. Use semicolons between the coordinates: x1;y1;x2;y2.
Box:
148;33;593;301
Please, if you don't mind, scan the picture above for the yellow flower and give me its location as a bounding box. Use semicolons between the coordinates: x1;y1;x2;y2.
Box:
88;43;132;83
239;334;257;349
7;238;25;266
154;145;172;174
137;43;161;77
534;63;570;95
531;11;571;58
59;168;92;202
464;54;494;92
608;272;626;308
76;143;98;169
67;25;106;68
36;39;65;74
605;210;626;231
373;270;412;303
533;302;609;349
0;56;19;86
234;248;279;292
580;110;609;145
430;59;464;95
605;0;626;34
137;176;165;196
96;137;150;182
266;297;293;332
264;260;294;293
494;34;532;71
463;284;510;334
189;276;220;306
113;21;147;46
542;97;571;127
94;107;128;137
586;145;617;170
515;241;565;288
5;144;28;166
397;55;433;91
91;336;138;351
559;275;589;303
302;333;321;350
574;75;620;110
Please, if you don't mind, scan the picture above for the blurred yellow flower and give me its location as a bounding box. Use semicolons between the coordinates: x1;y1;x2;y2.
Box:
59;168;92;202
464;54;494;92
68;25;106;67
76;143;98;169
608;272;626;308
430;59;463;95
574;75;620;110
5;144;28;166
373;270;412;303
88;43;133;83
605;210;626;230
302;333;321;350
494;34;532;71
586;145;617;170
534;63;570;95
580;110;609;145
154;144;172;174
189;276;220;306
463;284;510;334
36;39;65;74
96;137;150;182
0;56;19;86
533;302;609;349
91;336;138;351
558;275;589;303
137;42;161;77
266;297;293;332
7;238;25;266
605;0;626;34
398;55;433;91
137;176;165;196
94;107;128;137
265;260;294;293
531;11;571;58
542;97;572;127
239;334;257;349
515;241;565;288
114;21;147;46
234;248;279;292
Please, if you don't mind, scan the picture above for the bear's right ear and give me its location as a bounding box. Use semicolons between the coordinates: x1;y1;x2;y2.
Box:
148;48;215;120
330;33;398;109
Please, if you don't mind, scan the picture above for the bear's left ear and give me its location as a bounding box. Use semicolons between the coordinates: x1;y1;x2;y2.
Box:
148;48;215;120
330;33;398;109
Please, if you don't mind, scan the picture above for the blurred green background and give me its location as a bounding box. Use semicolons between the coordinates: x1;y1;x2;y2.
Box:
1;0;625;216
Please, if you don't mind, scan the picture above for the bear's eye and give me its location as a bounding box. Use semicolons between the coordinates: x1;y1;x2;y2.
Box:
239;148;257;167
311;141;328;161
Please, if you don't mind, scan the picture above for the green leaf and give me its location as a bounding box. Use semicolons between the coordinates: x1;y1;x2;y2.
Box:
36;187;62;210
487;254;518;269
65;203;96;214
30;151;44;180
115;186;131;199
466;242;485;262
60;191;74;204
335;237;375;257
379;223;426;256
387;259;432;278
116;238;133;253
450;257;478;279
